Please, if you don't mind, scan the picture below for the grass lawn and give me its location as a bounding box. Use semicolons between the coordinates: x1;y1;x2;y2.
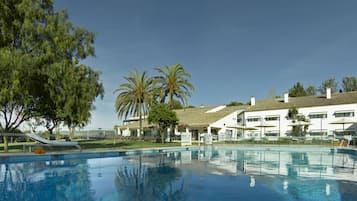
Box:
0;139;181;154
80;139;180;150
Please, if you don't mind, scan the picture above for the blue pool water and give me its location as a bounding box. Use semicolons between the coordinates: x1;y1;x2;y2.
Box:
0;147;356;201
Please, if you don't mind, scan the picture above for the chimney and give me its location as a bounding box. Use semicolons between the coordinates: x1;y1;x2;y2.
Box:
250;96;255;106
284;93;289;103
326;87;331;99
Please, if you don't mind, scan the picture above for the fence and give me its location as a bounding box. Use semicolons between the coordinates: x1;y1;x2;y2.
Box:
0;133;27;143
0;129;116;141
61;129;116;139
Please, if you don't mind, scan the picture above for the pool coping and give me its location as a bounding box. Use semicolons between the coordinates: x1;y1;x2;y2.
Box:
0;146;197;163
1;145;356;164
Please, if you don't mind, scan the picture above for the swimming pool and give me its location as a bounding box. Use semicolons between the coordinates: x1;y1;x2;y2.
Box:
0;146;356;201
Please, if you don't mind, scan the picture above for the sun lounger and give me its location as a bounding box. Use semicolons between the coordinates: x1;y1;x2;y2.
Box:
24;133;81;152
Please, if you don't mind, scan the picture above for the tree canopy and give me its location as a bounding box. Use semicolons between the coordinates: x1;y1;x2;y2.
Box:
286;76;357;97
318;78;338;94
155;64;195;109
114;70;156;137
227;101;244;106
148;103;178;143
0;0;103;152
305;85;316;96
288;82;307;97
114;65;195;140
287;107;309;136
342;76;357;92
170;99;184;109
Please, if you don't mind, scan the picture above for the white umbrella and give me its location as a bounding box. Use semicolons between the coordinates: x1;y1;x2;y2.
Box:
329;118;357;134
226;125;257;138
227;125;258;130
288;121;311;126
256;122;275;138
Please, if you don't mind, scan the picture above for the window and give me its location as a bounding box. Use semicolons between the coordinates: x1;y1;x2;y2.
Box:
309;130;327;136
265;116;280;121
130;129;138;136
265;130;279;136
178;127;186;132
264;133;279;137
334;130;356;136
334;111;354;118
247;117;260;122
237;117;243;123
308;113;327;119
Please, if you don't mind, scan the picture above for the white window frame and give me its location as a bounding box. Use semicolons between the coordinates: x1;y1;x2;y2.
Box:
334;110;355;118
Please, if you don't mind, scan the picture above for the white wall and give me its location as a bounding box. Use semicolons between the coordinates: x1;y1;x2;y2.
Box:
210;109;244;140
243;103;357;138
299;104;357;135
117;128;131;136
243;109;286;137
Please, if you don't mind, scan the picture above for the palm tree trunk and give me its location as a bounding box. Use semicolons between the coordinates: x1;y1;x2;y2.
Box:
169;93;174;109
168;93;174;142
139;103;142;139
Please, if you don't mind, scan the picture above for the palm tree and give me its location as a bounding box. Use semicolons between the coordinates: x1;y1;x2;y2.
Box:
114;70;156;137
155;64;194;108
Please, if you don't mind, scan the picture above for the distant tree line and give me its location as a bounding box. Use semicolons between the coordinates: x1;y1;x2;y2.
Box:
226;101;245;106
227;76;357;106
0;0;104;152
288;76;357;97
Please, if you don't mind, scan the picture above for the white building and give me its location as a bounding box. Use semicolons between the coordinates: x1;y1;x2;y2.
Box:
116;89;357;142
239;89;357;140
116;105;246;141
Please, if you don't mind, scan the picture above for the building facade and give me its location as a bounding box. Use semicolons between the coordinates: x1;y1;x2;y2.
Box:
239;89;357;140
116;89;357;142
116;105;246;141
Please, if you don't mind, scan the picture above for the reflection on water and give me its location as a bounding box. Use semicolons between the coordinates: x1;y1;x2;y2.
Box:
0;147;356;201
0;160;94;201
115;155;186;201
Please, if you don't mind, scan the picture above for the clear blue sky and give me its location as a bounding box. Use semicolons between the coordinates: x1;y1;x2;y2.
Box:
54;0;357;129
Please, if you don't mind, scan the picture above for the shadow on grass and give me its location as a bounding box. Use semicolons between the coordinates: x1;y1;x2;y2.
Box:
80;141;132;149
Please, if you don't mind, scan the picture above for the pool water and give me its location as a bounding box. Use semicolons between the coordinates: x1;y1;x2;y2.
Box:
0;147;356;201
